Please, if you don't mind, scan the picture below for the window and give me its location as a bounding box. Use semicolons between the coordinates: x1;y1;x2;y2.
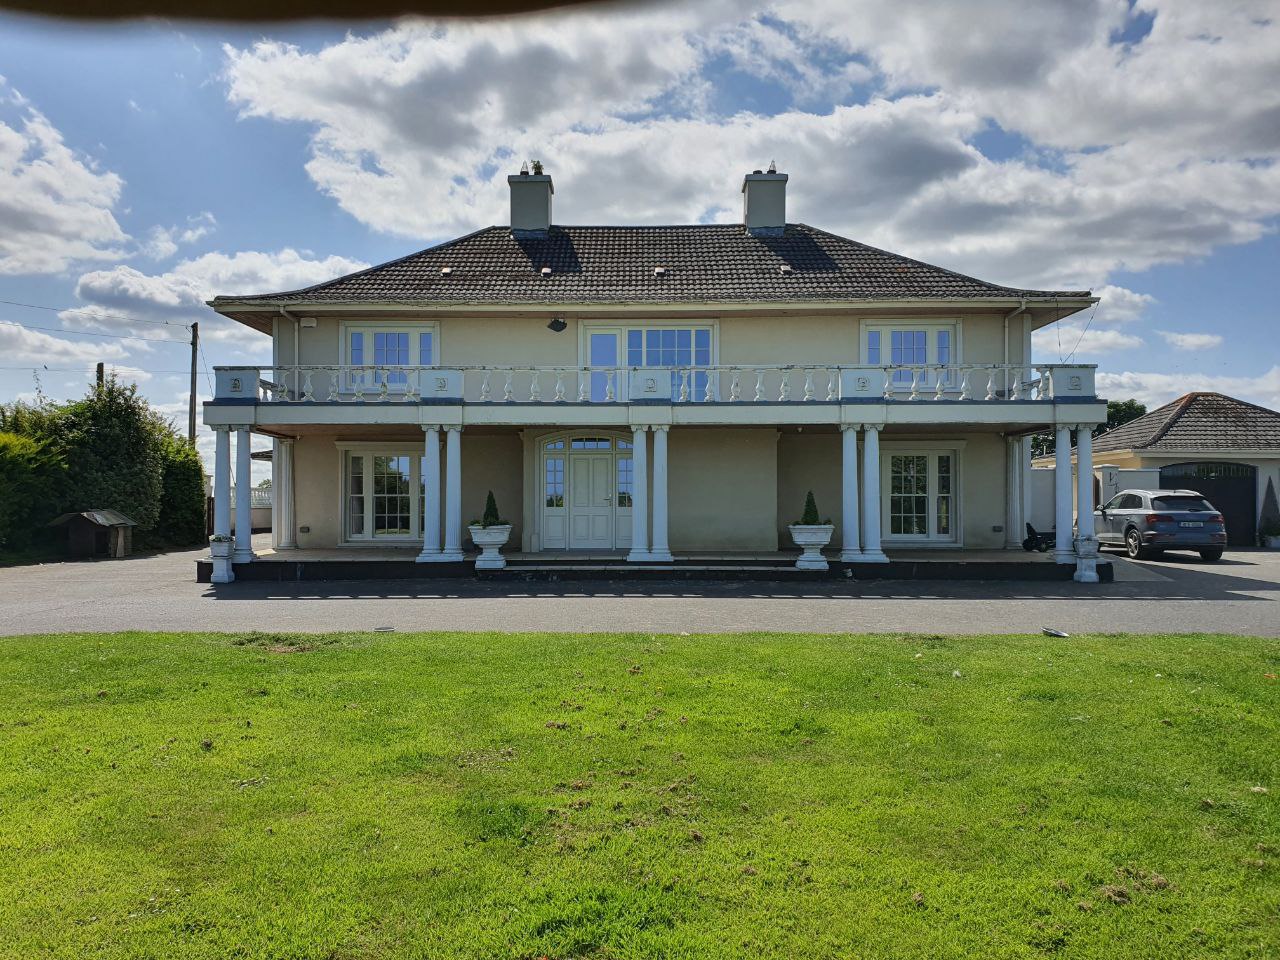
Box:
621;325;713;399
343;323;437;391
1152;496;1213;512
884;450;958;541
343;449;428;540
864;323;958;388
617;456;633;508
545;456;565;508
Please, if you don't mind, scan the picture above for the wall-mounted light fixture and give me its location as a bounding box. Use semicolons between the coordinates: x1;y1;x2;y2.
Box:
546;317;567;333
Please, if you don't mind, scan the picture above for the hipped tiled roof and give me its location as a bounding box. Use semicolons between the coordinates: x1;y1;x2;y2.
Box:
1093;392;1280;452
210;224;1091;307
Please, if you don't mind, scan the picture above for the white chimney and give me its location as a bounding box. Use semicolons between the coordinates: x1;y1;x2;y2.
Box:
509;163;553;235
742;164;787;236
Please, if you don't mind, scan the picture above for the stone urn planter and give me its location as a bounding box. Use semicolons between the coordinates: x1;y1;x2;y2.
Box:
470;523;512;569
470;490;511;570
209;536;235;584
789;490;833;571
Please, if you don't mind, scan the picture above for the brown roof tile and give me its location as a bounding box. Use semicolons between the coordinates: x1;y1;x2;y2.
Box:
210;224;1090;307
1093;392;1280;452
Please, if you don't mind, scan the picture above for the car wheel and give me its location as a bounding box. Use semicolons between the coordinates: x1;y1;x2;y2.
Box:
1199;548;1223;562
1125;528;1150;560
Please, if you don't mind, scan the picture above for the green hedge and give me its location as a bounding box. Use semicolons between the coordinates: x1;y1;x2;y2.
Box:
0;378;207;553
0;432;66;551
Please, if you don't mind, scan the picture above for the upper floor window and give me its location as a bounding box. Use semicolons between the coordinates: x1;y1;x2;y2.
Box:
343;323;436;368
865;322;957;386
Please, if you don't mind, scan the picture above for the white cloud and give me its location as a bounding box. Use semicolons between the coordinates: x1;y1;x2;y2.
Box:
0;321;128;365
1093;285;1155;325
0;80;129;275
1035;321;1143;359
219;3;1280;295
143;211;218;260
1157;330;1223;351
1098;366;1280;412
61;248;368;349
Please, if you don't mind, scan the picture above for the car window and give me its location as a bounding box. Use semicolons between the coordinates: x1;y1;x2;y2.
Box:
1118;494;1143;509
1153;496;1213;511
1101;494;1125;511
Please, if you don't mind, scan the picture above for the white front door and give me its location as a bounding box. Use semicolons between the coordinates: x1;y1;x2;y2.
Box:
569;453;615;548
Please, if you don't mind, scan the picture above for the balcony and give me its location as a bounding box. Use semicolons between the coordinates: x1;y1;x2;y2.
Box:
215;363;1096;406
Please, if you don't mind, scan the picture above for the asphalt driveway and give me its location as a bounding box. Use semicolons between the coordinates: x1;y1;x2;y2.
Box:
2;546;1278;637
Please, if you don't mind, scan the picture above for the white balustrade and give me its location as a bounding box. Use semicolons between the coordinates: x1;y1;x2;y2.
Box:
213;363;1096;406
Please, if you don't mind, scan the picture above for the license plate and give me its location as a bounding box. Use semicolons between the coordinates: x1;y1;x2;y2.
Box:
1180;521;1203;527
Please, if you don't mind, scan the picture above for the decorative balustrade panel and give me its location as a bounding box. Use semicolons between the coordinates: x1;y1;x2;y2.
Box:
215;363;1095;404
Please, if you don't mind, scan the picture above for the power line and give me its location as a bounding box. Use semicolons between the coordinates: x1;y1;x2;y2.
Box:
0;318;187;345
0;297;192;328
0;365;194;373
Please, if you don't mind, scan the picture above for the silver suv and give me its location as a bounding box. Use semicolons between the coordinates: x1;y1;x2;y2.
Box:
1095;488;1227;561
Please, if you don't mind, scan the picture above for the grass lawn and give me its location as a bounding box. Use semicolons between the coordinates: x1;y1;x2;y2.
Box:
0;631;1276;959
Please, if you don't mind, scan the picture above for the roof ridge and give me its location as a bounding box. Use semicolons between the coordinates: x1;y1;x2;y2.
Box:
1145;393;1203;447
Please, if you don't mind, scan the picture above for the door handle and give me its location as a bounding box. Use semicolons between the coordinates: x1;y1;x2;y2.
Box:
602;496;612;503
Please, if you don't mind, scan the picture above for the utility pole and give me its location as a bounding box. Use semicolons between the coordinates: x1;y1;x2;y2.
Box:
188;321;199;445
95;361;104;388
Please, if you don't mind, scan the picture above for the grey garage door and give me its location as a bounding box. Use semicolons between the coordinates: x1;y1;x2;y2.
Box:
1159;462;1257;546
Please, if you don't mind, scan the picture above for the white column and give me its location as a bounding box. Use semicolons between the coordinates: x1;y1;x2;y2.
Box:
277;439;296;550
1005;436;1023;549
270;440;280;550
211;426;234;583
441;426;464;561
627;425;650;561
859;424;888;562
840;425;862;561
1020;437;1034;542
417;426;443;562
1074;425;1100;583
649;425;672;561
234;427;255;563
1054;424;1074;564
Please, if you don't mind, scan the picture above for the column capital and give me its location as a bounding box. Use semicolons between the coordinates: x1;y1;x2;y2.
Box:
421;423;442;433
444;425;462;434
840;423;862;433
279;436;295;447
652;424;669;433
210;424;232;433
863;422;884;433
632;424;650;432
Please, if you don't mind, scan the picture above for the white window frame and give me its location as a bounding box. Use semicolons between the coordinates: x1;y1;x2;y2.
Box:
578;320;719;368
880;441;965;545
861;320;961;379
536;431;635;551
339;320;439;394
336;443;429;545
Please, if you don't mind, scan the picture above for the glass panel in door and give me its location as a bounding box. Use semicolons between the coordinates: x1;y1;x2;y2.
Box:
372;455;412;536
589;331;620;402
889;454;929;536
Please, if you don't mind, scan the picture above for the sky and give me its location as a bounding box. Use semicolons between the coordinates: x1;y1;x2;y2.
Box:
0;0;1278;477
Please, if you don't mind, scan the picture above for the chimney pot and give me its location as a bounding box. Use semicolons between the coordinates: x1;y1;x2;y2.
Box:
742;168;788;236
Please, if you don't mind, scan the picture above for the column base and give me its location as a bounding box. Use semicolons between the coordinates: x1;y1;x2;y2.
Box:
232;550;255;563
415;550;442;563
1073;559;1100;583
276;543;297;551
210;557;235;584
1054;550;1075;565
850;549;889;563
438;549;465;562
839;548;863;562
626;549;652;562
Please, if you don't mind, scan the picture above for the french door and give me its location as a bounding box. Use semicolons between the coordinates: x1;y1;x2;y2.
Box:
344;452;424;542
883;451;957;542
541;436;634;550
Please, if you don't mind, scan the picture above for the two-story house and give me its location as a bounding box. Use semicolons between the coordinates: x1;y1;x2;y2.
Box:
203;166;1107;583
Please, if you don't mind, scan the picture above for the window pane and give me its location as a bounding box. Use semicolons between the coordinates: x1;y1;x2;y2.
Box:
545;457;564;508
617;456;633;507
627;330;643;366
372;455;412;535
937;330;951;365
694;329;711;366
348;455;365;537
867;330;880;365
350;332;364;365
419;331;434;366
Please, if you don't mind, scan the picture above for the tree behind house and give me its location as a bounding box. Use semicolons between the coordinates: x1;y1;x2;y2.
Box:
1031;399;1147;458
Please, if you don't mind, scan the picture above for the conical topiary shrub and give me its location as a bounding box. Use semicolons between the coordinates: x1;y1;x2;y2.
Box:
799;490;820;525
1260;477;1280;542
481;490;503;527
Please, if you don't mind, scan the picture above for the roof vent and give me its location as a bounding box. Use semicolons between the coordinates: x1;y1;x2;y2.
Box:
653;265;668;277
540;266;552;277
440;266;452;276
779;263;793;274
